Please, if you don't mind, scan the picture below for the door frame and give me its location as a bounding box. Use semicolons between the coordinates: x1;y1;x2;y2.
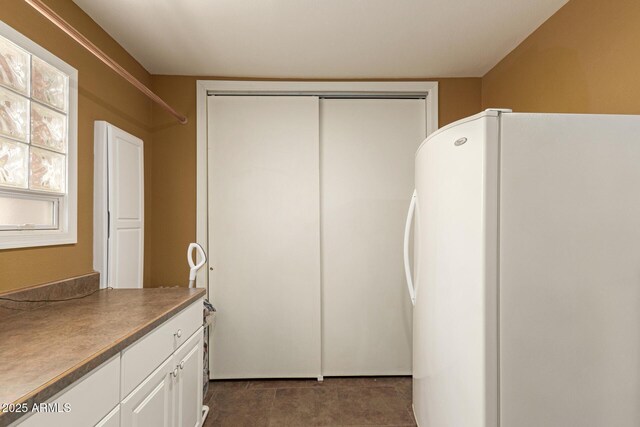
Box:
195;80;438;292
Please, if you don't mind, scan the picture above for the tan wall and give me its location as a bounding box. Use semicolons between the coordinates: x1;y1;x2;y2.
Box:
148;76;199;287
0;0;154;292
149;76;481;287
482;0;640;114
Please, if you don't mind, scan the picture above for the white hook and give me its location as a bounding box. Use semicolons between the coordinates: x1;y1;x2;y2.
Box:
187;243;207;285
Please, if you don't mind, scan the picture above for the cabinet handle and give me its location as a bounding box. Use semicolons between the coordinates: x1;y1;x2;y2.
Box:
171;367;179;377
174;329;183;338
179;361;185;370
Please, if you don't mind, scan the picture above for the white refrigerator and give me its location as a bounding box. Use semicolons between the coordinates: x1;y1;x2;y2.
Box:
405;110;640;427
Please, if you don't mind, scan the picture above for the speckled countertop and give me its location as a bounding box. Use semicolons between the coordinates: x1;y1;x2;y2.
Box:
0;287;205;425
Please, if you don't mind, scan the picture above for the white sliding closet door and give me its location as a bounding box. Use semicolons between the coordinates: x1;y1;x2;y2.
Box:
320;99;425;375
208;96;321;379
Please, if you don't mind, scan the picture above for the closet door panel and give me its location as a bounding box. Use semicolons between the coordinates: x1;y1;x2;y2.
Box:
106;124;144;289
208;96;321;378
320;99;425;375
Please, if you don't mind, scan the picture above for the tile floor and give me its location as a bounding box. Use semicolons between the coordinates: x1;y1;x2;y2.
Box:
203;376;416;427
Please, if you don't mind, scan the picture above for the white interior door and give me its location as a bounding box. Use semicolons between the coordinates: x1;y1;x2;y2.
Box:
320;98;425;375
208;95;321;378
104;124;144;289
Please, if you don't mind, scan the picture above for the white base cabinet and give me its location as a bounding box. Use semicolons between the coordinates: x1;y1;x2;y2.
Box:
13;299;204;427
121;329;203;427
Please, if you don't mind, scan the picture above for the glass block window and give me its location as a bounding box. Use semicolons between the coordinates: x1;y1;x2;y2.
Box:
0;21;77;248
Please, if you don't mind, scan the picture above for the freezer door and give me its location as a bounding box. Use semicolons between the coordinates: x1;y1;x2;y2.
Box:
413;113;499;427
499;113;640;427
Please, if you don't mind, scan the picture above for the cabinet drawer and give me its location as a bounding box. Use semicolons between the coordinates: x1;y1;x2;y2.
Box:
16;356;120;427
121;299;202;398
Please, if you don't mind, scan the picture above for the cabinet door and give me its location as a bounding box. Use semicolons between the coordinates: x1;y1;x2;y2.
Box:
95;405;120;427
174;329;204;427
107;123;144;288
121;356;174;427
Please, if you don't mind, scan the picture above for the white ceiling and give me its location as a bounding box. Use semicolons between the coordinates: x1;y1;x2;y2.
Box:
72;0;567;78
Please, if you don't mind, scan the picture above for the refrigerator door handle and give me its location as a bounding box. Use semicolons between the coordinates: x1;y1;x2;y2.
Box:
404;189;417;305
